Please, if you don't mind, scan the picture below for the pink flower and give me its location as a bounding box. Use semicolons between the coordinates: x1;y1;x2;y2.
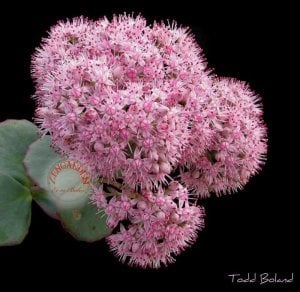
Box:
32;14;267;268
180;78;267;197
103;183;205;268
32;15;209;188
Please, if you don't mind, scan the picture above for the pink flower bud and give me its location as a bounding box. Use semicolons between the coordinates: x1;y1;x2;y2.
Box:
94;141;104;152
106;105;116;115
85;108;98;121
149;150;159;161
113;66;123;78
179;71;189;80
151;163;160;174
126;68;137;80
71;87;82;98
137;200;147;210
192;170;200;179
170;212;179;222
132;243;140;253
156;211;166;220
159;162;171;174
143;101;153;113
91;95;100;105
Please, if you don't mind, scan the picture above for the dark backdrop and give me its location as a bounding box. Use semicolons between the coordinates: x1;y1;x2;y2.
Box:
0;1;297;289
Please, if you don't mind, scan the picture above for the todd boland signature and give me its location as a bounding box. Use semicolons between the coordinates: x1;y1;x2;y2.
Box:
227;273;294;285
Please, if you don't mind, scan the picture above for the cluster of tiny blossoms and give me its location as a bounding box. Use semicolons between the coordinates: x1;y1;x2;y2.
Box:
181;78;267;196
92;182;204;268
32;14;267;268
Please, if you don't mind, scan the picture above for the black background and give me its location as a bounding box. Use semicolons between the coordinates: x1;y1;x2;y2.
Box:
0;1;297;289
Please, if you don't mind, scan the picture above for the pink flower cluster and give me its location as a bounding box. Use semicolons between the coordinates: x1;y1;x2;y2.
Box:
32;14;267;268
181;78;267;196
92;182;204;268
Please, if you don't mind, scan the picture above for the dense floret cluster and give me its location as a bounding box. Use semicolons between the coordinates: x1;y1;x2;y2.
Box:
32;14;267;268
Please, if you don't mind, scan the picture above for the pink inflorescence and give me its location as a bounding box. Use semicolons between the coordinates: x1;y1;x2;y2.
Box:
92;182;204;268
31;15;211;189
32;14;267;268
180;78;267;196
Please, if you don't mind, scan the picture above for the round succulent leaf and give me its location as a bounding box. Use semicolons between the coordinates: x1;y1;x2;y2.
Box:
24;135;111;241
59;201;111;242
0;119;39;186
0;173;32;246
24;135;90;210
0;120;38;246
23;135;61;216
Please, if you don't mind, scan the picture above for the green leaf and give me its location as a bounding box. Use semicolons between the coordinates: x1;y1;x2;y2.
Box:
0;120;38;245
31;189;59;220
0;119;38;186
23;135;60;218
24;135;61;190
59;202;111;242
0;174;32;245
24;135;111;241
24;136;91;210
